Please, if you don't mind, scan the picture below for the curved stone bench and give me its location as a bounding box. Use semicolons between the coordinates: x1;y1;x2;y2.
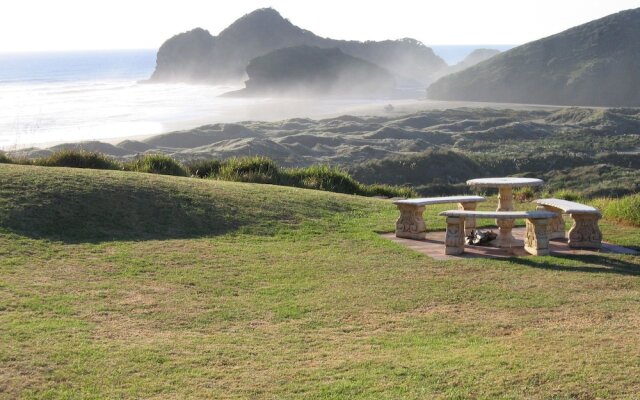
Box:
438;210;557;256
533;198;602;249
393;196;485;239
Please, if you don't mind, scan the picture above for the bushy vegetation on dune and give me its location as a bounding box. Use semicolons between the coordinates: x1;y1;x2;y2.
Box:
349;149;640;198
191;156;416;198
0;150;412;198
550;189;583;202
592;194;640;227
186;159;222;178
216;156;280;184
0;149;122;170
124;153;189;176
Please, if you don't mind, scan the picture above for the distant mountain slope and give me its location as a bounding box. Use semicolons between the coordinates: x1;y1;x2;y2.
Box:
227;46;395;97
149;8;446;86
427;8;640;106
446;49;501;74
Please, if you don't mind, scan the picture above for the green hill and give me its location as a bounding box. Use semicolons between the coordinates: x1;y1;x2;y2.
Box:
0;164;638;398
0;163;380;242
428;8;640;106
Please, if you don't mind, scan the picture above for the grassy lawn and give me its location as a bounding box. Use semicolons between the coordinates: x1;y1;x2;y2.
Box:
0;164;638;399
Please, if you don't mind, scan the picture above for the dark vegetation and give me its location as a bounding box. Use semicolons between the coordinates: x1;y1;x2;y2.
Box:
0;151;414;198
125;153;189;176
33;149;122;170
188;156;415;197
349;149;640;198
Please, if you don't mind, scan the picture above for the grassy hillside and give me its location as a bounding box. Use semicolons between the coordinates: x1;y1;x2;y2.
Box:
0;164;638;398
427;8;640;106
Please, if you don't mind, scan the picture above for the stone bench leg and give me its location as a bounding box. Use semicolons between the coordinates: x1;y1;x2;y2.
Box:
537;205;565;239
568;213;602;249
524;218;550;256
445;216;465;255
458;202;477;236
395;204;427;239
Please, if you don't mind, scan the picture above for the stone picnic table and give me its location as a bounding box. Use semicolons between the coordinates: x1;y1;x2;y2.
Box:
466;177;544;247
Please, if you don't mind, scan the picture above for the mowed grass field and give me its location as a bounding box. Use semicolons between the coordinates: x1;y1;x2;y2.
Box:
0;164;638;399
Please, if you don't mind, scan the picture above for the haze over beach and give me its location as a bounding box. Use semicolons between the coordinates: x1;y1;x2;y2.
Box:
0;0;638;149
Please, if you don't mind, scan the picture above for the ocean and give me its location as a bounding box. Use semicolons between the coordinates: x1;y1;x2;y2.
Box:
0;50;247;149
0;46;511;150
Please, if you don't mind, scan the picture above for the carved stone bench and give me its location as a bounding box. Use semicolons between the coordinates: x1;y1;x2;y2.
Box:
393;196;486;239
533;198;602;249
438;210;557;256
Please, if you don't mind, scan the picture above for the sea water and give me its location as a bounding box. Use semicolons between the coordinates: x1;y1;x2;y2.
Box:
0;50;249;149
0;47;507;150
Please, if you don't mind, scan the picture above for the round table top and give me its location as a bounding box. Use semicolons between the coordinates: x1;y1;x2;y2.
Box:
466;177;544;188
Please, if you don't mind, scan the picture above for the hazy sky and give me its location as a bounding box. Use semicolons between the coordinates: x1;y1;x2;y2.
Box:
1;0;639;52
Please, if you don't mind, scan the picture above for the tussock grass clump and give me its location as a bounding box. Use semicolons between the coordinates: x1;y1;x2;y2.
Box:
360;183;416;198
34;150;121;170
194;157;415;197
13;150;414;197
125;154;188;177
0;152;13;164
592;194;640;227
552;189;583;202
281;165;416;197
186;159;222;178
217;156;279;183
513;186;538;202
282;165;361;194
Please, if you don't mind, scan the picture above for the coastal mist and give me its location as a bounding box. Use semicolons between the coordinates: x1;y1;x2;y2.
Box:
0;49;419;150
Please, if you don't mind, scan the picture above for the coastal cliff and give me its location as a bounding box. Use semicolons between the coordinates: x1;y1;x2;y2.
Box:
226;46;396;97
149;8;447;86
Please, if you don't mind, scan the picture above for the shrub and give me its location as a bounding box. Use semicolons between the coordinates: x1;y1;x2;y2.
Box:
125;154;188;176
281;165;415;197
186;159;222;178
552;189;583;202
593;194;640;227
0;152;13;164
282;165;361;194
513;186;537;202
35;150;121;170
216;156;279;183
360;184;416;198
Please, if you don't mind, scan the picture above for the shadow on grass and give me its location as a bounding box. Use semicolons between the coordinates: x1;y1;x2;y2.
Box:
504;254;640;276
0;176;313;243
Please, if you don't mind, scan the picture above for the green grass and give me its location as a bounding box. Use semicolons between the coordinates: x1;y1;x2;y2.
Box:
0;164;638;398
592;194;640;227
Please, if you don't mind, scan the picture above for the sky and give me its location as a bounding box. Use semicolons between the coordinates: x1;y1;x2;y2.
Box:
0;0;639;52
